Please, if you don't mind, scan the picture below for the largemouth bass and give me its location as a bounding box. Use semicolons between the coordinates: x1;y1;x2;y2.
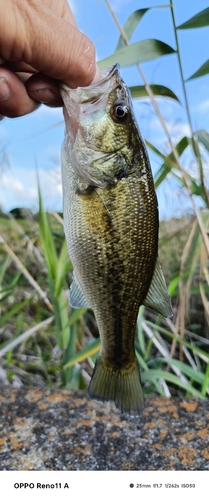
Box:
60;63;172;416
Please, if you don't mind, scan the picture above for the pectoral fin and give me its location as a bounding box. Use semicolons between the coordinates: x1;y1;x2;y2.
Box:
143;258;173;318
69;274;89;309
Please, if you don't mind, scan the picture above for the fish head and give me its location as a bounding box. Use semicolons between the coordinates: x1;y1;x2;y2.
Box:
60;64;138;188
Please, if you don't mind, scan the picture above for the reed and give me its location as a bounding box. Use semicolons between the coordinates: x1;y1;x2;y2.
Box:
0;1;208;399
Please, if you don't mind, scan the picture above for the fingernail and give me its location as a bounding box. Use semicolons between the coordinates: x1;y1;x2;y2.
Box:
0;78;11;101
29;87;56;103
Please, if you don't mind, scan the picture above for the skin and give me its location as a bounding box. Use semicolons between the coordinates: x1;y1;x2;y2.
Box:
0;0;101;118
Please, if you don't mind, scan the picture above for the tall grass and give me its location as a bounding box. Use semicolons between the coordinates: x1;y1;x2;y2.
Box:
0;1;209;399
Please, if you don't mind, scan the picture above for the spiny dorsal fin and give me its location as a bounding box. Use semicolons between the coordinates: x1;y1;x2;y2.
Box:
143;258;173;318
69;273;89;309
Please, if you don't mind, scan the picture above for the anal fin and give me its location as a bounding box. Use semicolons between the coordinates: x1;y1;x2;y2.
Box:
143;258;173;318
69;273;90;309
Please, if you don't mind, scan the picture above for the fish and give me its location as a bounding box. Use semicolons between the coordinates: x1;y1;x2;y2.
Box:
60;63;172;416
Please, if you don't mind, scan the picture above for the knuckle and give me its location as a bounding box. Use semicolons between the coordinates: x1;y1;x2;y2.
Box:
75;35;96;86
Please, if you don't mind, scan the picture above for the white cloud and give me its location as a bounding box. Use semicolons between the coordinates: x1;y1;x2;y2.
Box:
0;166;62;213
141;114;191;143
133;97;191;145
197;99;209;114
167;121;191;139
108;0;132;12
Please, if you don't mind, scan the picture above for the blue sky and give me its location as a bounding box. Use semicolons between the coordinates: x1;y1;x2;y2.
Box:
0;0;209;218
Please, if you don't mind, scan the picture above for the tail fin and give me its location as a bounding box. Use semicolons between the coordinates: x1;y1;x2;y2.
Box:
88;356;144;417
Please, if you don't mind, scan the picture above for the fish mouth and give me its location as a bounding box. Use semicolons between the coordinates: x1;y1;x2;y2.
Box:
89;62;121;87
60;63;123;104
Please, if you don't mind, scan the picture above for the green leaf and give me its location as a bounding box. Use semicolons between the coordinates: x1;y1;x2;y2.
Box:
202;362;209;396
64;338;100;369
55;240;72;297
98;39;175;69
0;295;34;327
66;365;82;390
115;4;172;51
196;129;209;152
0;255;10;285
130;84;180;102
68;307;88;327
57;292;70;350
177;8;209;29
146;136;190;188
38;186;58;279
141;369;205;398
168;275;181;297
0;290;12;303
145;320;209;361
157;357;206;385
115;9;149;51
190;180;206;198
135;349;166;396
187;59;209;81
63;322;77;383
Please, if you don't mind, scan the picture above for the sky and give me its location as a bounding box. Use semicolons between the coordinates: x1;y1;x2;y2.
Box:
0;0;209;219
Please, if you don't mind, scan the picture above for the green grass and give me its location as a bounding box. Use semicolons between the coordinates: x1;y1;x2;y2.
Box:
0;1;209;399
0;205;208;398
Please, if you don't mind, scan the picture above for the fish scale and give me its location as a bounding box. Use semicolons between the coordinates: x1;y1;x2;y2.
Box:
60;63;172;416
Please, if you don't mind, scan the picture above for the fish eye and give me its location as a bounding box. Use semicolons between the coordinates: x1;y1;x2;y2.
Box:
112;101;129;122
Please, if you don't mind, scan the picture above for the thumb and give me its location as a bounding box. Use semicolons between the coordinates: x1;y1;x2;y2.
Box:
24;4;97;88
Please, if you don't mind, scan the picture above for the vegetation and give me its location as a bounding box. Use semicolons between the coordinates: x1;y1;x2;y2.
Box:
0;1;209;400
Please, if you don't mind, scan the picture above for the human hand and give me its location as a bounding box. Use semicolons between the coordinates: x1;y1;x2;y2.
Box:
0;0;101;118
